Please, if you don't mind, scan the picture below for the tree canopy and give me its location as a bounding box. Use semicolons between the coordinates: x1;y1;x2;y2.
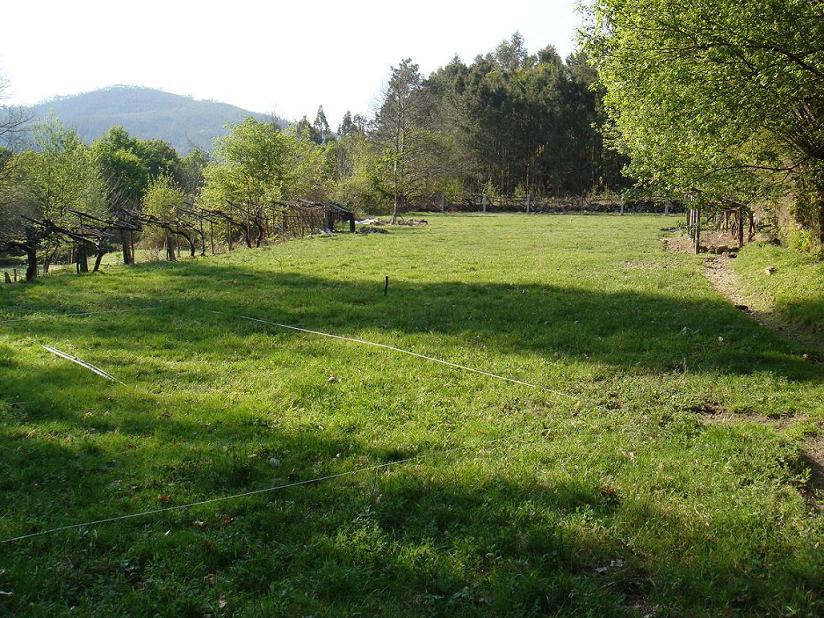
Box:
585;0;824;242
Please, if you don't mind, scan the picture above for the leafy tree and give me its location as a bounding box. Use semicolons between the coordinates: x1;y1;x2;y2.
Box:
0;119;106;278
338;111;356;138
142;175;200;259
585;0;824;242
200;118;294;247
372;58;448;221
179;148;209;195
92;128;183;263
312;106;332;145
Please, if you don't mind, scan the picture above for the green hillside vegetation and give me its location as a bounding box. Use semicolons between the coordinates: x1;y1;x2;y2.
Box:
26;85;283;153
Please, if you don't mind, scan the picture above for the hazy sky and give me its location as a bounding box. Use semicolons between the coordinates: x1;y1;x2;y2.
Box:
1;0;583;126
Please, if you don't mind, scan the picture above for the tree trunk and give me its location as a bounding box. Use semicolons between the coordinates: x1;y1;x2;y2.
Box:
93;247;106;272
166;233;176;261
121;230;133;265
694;208;701;254
737;206;745;248
25;245;38;281
77;243;89;273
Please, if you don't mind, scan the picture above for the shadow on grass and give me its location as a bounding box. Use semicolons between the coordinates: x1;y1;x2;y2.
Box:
1;260;822;614
2;259;820;383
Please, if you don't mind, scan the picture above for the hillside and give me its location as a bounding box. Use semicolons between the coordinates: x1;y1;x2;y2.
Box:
25;85;286;153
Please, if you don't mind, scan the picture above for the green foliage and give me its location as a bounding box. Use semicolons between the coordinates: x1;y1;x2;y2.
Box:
142;174;185;220
2;118;106;230
424;36;626;198
93;126;181;205
585;0;824;241
202;117;293;208
178;147;209;195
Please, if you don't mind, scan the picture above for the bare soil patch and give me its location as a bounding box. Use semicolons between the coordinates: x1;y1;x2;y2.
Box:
800;436;824;512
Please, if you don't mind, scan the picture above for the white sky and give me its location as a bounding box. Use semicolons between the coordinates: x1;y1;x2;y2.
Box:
0;0;582;127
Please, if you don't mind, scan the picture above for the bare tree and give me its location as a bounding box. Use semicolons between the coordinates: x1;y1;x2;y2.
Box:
0;72;32;145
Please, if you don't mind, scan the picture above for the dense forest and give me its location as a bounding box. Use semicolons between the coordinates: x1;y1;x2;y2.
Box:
1;1;823;281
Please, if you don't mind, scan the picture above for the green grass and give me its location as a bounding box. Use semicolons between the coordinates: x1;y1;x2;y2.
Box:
732;242;824;343
0;214;822;616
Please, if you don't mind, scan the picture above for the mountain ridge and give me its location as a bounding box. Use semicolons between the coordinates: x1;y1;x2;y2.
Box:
23;85;287;153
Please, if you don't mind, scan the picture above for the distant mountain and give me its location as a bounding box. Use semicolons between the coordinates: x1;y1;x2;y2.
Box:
24;85;286;153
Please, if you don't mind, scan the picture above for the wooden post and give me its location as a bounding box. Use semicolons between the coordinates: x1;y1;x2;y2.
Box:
738;206;745;248
13;268;17;282
694;208;701;254
349;214;356;233
3;272;11;284
440;193;446;212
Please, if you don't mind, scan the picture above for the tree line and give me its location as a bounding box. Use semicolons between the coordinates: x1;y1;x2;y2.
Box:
1;34;625;279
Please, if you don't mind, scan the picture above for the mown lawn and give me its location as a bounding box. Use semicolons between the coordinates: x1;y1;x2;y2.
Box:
1;214;821;616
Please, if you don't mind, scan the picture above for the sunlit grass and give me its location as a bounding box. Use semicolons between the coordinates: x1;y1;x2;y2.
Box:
0;214;821;616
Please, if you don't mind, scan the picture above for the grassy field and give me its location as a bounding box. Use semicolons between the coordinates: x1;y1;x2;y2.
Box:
732;243;824;344
0;214;821;616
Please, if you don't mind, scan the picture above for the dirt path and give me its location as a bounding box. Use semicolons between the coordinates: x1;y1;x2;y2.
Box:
701;253;823;510
664;235;823;508
703;254;824;355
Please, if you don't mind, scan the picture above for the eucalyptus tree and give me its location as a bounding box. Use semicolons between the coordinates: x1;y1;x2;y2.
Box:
373;59;453;221
312;106;332;145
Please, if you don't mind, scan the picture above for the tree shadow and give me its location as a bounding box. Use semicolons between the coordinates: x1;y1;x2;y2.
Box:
3;260;817;384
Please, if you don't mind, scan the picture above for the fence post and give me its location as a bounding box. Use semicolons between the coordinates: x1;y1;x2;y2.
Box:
738;206;745;248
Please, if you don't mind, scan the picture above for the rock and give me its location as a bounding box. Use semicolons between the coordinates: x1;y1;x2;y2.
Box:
268;457;281;468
